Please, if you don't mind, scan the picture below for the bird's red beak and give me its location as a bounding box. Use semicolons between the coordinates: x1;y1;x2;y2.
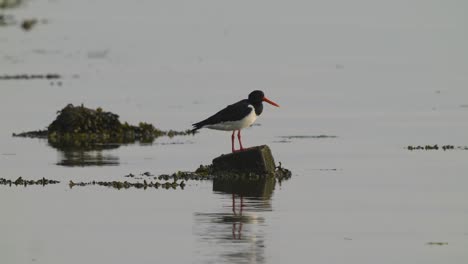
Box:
262;97;280;107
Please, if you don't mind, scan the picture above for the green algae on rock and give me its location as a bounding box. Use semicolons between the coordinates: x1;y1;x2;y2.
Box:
193;162;291;182
212;145;276;175
209;145;292;182
13;104;192;147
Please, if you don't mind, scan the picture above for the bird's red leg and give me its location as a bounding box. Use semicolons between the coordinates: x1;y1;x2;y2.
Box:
237;130;244;151
238;195;243;239
232;193;236;214
231;131;236;153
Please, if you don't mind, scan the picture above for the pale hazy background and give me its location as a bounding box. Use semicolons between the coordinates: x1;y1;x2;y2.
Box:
1;1;467;263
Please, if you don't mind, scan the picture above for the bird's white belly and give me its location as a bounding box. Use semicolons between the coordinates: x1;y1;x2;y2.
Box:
205;105;257;131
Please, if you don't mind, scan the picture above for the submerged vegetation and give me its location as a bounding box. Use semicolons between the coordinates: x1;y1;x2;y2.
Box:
197;163;292;182
407;144;467;151
0;177;60;187
278;135;338;139
68;179;186;190
2;163;292;191
13;104;192;148
68;163;291;191
0;0;22;9
426;242;448;246
274;135;338;143
0;0;46;31
0;74;60;80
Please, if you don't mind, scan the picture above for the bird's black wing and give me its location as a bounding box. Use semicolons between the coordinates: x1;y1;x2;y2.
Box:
192;99;252;131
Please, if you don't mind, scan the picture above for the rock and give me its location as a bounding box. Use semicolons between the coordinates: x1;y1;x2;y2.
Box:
48;104;121;134
212;145;276;175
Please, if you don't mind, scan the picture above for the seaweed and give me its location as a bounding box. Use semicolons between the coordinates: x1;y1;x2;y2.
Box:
0;177;60;187
67;164;291;191
407;145;467;151
68;180;185;190
1;162;292;191
21;18;37;31
0;74;61;80
426;242;448;246
0;0;22;9
278;135;338;139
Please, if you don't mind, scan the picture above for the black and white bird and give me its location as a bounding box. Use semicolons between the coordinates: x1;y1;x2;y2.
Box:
192;90;279;153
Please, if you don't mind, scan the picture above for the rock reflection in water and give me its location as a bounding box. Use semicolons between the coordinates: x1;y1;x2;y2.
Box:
49;141;120;167
56;149;119;166
194;177;275;264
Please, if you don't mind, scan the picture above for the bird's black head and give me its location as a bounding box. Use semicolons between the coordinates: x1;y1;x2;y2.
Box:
247;90;279;116
248;90;280;107
248;90;265;104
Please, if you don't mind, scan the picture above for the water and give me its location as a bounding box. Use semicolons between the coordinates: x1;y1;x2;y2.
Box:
1;0;468;263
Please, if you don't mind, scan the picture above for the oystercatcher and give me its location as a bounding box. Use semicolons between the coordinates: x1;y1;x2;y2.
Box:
192;90;279;152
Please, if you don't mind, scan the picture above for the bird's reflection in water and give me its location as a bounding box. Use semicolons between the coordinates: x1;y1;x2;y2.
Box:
194;177;275;264
231;193;244;240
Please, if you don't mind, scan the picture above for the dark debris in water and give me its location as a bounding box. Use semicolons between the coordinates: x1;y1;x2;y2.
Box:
407;145;467;151
426;242;448;246
0;74;61;80
273;135;337;144
272;139;292;144
69;180;185;190
0;177;60;187
21;18;37;31
278;135;338;140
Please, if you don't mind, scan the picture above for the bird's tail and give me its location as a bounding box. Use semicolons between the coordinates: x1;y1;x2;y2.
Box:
191;121;205;134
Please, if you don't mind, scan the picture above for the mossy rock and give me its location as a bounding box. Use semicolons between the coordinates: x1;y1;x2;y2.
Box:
13;104;192;148
48;104;122;134
212;145;276;175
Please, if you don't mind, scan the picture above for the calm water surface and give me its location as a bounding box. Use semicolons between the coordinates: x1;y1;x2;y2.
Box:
1;0;468;263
